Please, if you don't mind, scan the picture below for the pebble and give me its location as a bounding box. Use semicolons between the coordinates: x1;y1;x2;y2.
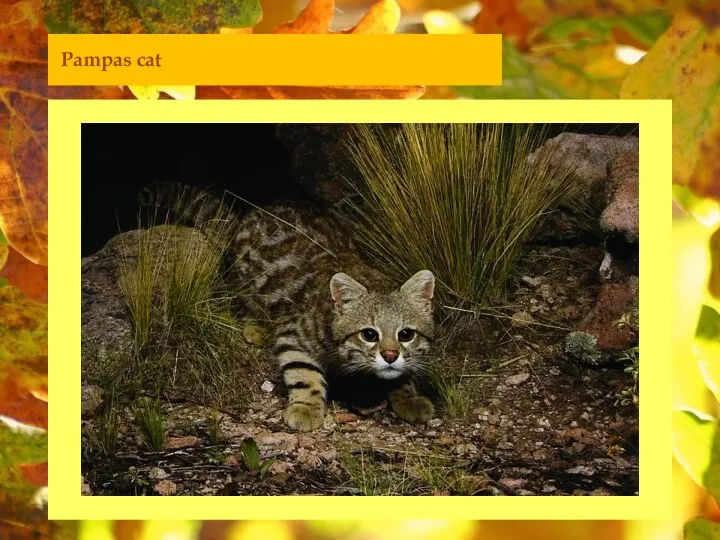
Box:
499;478;527;490
260;380;275;393
164;436;200;450
506;373;530;386
567;465;596;476
149;467;168;480
427;418;443;428
154;480;177;496
258;432;298;453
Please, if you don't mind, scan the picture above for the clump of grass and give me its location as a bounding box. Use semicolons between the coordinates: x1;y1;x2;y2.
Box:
133;399;166;451
342;124;578;312
88;409;120;458
207;409;221;445
115;188;263;408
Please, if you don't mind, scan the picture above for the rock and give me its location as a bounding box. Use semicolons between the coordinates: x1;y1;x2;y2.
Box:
506;373;530;386
336;411;360;424
567;465;596;476
81;385;104;418
579;277;638;351
529;133;639;243
81;476;93;496
154;480;177;496
601;150;639;244
81;226;210;385
499;478;527;490
296;448;322;470
149;467;168;480
269;460;294;474
511;311;535;328
297;435;316;448
260;380;275;393
164;436;200;450
223;455;239;467
427;418;443;429
275;124;363;204
521;276;542;287
258;432;298;453
454;443;479;455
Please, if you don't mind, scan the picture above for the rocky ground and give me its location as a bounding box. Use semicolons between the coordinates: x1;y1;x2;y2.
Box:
81;132;640;497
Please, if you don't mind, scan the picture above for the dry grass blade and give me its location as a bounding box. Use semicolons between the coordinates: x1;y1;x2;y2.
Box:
343;124;577;312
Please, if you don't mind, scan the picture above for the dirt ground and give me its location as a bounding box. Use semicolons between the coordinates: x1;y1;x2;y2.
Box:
81;242;639;497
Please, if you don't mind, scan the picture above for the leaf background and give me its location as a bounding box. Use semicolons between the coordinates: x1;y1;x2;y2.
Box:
1;0;719;538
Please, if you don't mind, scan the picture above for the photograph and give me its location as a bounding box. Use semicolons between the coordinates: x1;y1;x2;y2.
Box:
78;120;640;497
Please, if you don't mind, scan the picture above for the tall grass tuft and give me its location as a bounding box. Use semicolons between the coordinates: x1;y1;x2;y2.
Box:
133;399;166;452
342;124;577;312
116;188;262;408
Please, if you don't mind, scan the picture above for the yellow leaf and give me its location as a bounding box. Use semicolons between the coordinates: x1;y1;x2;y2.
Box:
621;12;720;186
423;10;474;34
127;86;196;100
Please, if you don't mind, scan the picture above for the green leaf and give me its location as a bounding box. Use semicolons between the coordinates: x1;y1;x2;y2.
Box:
0;425;47;467
696;305;720;402
259;457;275;479
672;408;720;502
44;0;263;34
685;518;720;540
454;39;567;99
241;437;260;471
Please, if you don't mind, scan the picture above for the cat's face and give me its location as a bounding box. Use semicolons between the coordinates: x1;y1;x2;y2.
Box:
330;270;435;380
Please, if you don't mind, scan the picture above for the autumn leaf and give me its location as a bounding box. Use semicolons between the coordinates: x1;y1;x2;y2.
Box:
472;0;536;50
209;0;424;100
621;12;720;186
44;0;263;34
514;0;712;30
0;245;47;302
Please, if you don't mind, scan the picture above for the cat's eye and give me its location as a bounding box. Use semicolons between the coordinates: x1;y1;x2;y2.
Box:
360;328;379;342
398;328;415;342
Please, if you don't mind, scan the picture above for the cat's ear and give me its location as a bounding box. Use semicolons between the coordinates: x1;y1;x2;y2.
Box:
400;270;435;311
330;273;367;311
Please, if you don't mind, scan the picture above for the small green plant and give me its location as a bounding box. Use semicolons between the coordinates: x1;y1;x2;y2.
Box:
615;346;639;407
133;399;166;452
207;409;221;445
240;438;275;479
89;409;120;458
564;331;603;365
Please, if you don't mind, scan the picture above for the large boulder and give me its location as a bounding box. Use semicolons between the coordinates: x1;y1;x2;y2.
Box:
530;133;639;244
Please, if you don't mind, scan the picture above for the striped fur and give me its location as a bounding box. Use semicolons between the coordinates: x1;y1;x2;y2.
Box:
140;182;437;431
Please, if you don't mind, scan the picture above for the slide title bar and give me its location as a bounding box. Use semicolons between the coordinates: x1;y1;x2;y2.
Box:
48;34;502;86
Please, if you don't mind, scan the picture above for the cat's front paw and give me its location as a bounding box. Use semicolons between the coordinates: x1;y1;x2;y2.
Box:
392;396;435;424
283;402;325;432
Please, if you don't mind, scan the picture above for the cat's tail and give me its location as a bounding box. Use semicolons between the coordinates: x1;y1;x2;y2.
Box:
138;181;239;231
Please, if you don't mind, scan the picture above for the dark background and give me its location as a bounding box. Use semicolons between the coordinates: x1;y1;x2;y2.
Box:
81;123;638;257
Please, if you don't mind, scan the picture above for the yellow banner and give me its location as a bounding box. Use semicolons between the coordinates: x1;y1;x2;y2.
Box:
47;34;502;86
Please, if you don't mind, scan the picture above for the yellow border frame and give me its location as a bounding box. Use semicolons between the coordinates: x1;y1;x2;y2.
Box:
49;99;671;521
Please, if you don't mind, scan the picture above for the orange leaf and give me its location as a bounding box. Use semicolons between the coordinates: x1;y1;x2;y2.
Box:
210;0;422;100
0;0;49;266
473;0;535;50
0;245;47;303
0;369;47;431
272;0;335;34
19;462;47;487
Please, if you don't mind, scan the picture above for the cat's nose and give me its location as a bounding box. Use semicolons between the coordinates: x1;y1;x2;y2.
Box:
381;350;399;364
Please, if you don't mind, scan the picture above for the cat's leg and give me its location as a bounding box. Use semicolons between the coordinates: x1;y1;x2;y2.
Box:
388;379;434;424
277;348;327;432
